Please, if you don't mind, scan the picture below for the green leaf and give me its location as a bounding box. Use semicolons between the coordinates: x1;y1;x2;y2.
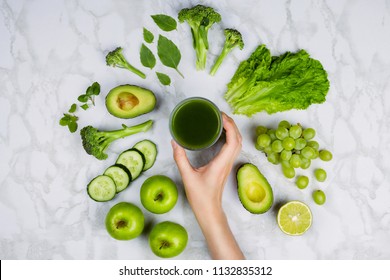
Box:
78;94;89;103
86;82;100;96
143;28;154;43
68;103;77;113
59;116;69;126
151;14;177;31
90;82;101;95
81;104;89;110
156;72;171;86
157;35;183;78
68;121;78;133
140;44;156;69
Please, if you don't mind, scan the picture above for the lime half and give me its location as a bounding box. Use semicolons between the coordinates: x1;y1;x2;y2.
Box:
277;201;312;235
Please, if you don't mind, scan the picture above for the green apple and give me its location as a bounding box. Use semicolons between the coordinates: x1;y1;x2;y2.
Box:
105;202;144;240
149;221;188;258
140;175;178;214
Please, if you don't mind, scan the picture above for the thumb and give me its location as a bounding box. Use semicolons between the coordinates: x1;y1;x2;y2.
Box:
171;140;193;176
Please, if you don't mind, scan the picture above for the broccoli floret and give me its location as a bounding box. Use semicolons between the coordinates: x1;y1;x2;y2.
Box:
106;47;146;79
178;5;221;70
210;29;244;76
80;120;153;160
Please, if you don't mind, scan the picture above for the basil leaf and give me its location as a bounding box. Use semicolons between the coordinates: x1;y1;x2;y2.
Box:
143;28;154;43
151;14;177;32
157;35;183;78
68;103;77;113
140;44;156;69
156;72;171;86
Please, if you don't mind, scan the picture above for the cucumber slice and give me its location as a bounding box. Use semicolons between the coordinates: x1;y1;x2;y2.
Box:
133;140;158;171
103;164;131;193
87;175;116;202
116;149;145;181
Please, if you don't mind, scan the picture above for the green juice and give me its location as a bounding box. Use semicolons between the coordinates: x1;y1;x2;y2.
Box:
170;97;222;150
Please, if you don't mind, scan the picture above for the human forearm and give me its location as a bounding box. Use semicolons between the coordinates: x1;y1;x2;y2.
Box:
192;205;245;260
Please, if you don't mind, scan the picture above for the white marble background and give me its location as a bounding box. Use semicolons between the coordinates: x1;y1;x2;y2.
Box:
1;0;389;260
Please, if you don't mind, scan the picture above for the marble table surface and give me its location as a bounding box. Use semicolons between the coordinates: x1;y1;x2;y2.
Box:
1;0;389;260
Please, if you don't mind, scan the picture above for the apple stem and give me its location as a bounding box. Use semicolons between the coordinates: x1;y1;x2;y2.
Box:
159;240;170;250
154;193;163;202
116;220;127;229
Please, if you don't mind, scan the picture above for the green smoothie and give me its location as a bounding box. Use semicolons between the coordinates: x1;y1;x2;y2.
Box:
170;97;222;150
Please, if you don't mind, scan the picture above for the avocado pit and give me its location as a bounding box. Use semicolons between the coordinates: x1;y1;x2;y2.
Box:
105;84;156;119
117;92;140;111
246;182;266;203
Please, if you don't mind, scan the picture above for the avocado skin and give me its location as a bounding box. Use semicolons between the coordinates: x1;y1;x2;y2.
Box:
237;163;274;214
105;84;156;119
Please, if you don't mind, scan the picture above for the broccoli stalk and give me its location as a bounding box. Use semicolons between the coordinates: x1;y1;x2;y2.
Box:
80;120;153;160
210;29;244;76
178;5;221;70
106;47;146;79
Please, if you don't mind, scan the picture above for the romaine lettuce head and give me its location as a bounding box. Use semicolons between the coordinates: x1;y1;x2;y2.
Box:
225;45;329;115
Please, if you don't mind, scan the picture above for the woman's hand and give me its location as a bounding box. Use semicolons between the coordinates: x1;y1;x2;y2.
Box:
172;113;244;260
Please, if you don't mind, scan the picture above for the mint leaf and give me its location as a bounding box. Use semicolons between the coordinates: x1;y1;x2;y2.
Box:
80;104;89;110
140;44;156;69
68;103;77;113
67;121;78;133
143;28;154;43
151;14;177;31
157;35;183;78
78;94;89;103
90;82;100;95
59;116;69;126
156;72;171;86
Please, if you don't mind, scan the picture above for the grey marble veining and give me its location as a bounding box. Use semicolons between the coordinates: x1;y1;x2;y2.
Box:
0;0;389;260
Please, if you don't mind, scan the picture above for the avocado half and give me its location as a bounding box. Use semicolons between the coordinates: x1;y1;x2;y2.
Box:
237;163;274;214
105;85;156;119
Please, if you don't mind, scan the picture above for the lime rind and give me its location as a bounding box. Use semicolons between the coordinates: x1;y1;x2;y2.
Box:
277;201;312;236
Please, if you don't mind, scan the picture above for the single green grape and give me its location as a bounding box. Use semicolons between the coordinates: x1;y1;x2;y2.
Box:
302;128;316;140
281;160;291;168
278;120;291;129
312;190;326;205
312;149;319;159
282;137;295;151
275;127;289;140
255;142;263;151
263;146;272;155
319;150;333;161
257;134;271;148
307;140;319;150
300;156;311;169
314;168;327;182
280;150;292;161
267;152;280;165
256;125;268;136
296;175;309;189
267;129;277;141
271;140;283;153
294;138;307;150
289;124;302;139
301;146;315;159
289;154;301;168
282;165;295;179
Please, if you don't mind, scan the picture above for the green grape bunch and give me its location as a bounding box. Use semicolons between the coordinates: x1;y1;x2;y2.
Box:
254;120;333;205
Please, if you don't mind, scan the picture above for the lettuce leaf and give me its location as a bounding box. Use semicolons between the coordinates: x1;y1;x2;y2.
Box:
224;45;329;115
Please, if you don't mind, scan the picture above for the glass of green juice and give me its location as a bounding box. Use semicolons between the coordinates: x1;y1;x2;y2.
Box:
169;97;223;150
